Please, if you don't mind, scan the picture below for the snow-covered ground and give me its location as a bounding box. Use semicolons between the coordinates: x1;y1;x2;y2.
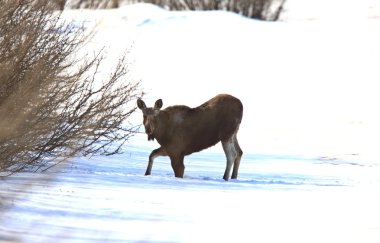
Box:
1;1;380;242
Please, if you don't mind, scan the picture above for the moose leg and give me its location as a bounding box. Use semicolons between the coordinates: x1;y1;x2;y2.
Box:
170;154;185;178
146;147;166;176
222;138;237;181
231;135;243;179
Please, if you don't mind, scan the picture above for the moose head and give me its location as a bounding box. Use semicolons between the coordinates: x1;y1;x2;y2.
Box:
137;99;163;141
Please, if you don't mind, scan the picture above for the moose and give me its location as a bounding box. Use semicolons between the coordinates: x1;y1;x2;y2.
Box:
137;94;243;181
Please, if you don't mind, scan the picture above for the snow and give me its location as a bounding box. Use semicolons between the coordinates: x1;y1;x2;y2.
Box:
1;2;380;242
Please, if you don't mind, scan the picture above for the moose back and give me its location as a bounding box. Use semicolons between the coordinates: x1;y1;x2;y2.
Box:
137;94;243;181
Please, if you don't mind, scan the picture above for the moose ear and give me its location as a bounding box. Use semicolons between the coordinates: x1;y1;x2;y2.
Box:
154;99;163;110
137;99;146;110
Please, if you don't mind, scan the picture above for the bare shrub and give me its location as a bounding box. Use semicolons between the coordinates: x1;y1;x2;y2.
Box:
0;0;141;175
66;0;119;9
55;0;285;20
54;0;67;10
141;0;286;21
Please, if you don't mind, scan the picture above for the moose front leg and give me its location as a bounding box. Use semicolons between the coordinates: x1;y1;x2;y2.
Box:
146;147;166;176
170;154;185;178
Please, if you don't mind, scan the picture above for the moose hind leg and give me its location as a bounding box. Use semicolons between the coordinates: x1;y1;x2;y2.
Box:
222;139;237;181
231;135;243;179
146;147;166;176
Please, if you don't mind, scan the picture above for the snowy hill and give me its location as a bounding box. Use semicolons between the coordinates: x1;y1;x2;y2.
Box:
1;3;380;243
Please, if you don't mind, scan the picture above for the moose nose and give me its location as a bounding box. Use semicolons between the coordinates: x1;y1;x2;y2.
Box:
145;127;152;135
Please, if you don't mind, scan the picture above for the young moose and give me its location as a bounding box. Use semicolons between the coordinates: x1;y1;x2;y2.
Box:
137;94;243;181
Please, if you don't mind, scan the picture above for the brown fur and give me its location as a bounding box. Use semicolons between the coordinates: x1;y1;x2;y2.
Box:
137;94;243;181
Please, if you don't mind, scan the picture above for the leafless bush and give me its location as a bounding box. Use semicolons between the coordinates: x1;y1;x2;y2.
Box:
0;0;141;175
55;0;285;21
54;0;67;10
62;0;119;9
141;0;286;20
